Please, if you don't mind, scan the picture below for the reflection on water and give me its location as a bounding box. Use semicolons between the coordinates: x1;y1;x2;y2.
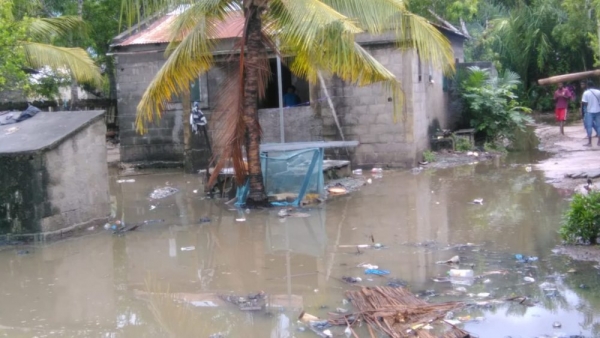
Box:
0;159;599;337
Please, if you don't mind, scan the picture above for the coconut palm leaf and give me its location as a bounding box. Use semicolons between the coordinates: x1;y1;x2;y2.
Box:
167;0;238;47
21;42;102;85
27;16;88;42
136;13;220;132
267;1;405;118
322;0;454;72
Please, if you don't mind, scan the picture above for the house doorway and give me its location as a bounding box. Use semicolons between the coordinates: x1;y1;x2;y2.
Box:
259;59;309;109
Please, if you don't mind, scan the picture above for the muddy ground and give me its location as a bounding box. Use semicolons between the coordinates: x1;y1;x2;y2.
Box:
535;122;600;192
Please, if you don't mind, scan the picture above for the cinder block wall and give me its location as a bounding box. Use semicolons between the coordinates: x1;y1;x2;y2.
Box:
41;119;110;233
115;36;458;169
318;40;419;167
115;49;185;166
0;119;109;235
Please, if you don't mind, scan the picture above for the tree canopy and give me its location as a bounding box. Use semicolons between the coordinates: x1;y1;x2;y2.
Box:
0;0;113;99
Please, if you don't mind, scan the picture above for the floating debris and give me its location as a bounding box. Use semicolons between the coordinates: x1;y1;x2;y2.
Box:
328;287;469;338
117;179;135;183
327;186;347;195
219;291;266;311
341;276;362;284
150;186;179;199
437;255;460;265
364;269;390;276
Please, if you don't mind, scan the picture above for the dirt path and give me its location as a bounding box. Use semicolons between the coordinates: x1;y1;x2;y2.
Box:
535;122;600;192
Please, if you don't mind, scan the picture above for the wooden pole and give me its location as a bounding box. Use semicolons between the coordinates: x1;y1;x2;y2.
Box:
537;70;600;86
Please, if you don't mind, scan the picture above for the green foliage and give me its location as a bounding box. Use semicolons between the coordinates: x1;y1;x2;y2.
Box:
457;66;533;142
455;137;472;151
560;192;600;245
460;0;596;111
408;0;480;21
0;0;27;92
483;141;507;153
28;69;71;99
423;150;436;162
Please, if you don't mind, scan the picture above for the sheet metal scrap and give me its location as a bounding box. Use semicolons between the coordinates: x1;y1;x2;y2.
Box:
329;286;471;338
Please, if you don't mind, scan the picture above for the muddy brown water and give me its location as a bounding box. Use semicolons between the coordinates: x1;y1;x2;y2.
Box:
1;154;600;338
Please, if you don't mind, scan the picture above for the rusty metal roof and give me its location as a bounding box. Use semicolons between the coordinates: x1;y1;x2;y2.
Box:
115;11;244;47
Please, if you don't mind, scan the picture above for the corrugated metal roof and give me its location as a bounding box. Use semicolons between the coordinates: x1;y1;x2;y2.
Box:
115;11;244;47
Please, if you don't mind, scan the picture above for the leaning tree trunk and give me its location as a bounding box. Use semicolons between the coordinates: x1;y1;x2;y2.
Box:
242;4;268;205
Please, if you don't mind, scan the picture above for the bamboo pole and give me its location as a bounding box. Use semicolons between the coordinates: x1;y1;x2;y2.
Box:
537;70;600;86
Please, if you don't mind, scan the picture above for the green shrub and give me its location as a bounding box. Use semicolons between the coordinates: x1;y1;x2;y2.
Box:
560;192;600;244
454;137;472;152
457;66;533;142
483;141;507;153
423;150;436;162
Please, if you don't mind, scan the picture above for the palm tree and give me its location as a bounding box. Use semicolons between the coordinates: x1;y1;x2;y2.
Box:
127;0;454;206
2;0;101;93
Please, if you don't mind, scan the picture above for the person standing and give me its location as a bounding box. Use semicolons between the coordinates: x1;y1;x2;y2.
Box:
282;86;301;107
554;82;573;135
581;80;600;146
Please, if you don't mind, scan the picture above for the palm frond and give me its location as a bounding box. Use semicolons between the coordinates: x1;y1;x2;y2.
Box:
135;21;216;133
120;0;178;28
267;0;363;53
21;42;102;85
322;0;454;73
497;69;521;88
167;0;238;46
272;7;404;119
27;16;88;42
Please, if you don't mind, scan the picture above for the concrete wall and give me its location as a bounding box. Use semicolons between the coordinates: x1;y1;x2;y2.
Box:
317;39;454;167
259;106;323;143
115;48;185;165
41;118;110;233
0;118;109;235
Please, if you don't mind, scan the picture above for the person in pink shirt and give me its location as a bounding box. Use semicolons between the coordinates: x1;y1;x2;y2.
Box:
554;82;573;135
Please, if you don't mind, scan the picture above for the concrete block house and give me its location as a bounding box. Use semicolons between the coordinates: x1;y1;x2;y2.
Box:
111;10;467;170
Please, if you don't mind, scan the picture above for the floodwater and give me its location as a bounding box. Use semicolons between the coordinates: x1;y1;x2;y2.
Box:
1;154;600;338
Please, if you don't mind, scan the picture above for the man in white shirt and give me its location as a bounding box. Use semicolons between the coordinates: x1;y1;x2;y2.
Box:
581;80;600;146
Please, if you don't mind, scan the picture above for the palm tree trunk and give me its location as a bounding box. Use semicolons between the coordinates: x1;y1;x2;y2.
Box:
243;4;268;206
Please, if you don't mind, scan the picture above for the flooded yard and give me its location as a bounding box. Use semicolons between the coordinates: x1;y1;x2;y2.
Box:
1;153;600;337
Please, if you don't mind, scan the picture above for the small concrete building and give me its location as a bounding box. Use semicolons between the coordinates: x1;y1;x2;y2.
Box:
111;11;467;170
0;111;110;236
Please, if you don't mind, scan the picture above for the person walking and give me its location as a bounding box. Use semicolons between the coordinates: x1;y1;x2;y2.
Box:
554;82;573;135
581;80;600;146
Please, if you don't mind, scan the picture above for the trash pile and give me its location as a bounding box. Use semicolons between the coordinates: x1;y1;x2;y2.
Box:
326;286;469;338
